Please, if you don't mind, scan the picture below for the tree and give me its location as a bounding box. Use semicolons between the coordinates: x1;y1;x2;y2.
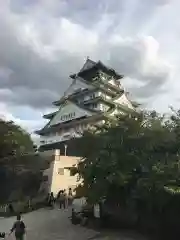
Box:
0;119;46;203
0;119;34;166
73;114;144;202
72;109;180;238
73;110;180;204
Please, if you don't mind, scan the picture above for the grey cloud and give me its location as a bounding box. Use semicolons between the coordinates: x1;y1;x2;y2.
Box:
0;88;60;109
9;0;38;13
63;0;168;31
0;14;85;108
0;0;173;110
127;77;168;99
99;38;171;99
66;0;168;32
9;0;169;29
0;18;71;91
108;45;143;76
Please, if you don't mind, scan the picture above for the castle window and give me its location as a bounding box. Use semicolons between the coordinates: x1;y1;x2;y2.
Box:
92;103;97;108
58;168;64;175
70;169;74;176
92;93;96;98
60;112;76;121
102;105;107;111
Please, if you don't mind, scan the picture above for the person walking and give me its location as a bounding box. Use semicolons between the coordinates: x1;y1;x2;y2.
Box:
50;192;55;208
8;203;14;214
47;192;54;208
59;190;66;209
10;214;26;240
68;188;73;206
63;189;68;208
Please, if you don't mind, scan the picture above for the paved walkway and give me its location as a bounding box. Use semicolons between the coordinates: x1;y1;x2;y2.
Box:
0;208;99;240
0;208;147;240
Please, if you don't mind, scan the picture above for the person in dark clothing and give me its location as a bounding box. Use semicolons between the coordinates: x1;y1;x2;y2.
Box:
8;203;14;214
47;192;54;208
56;190;60;200
59;190;66;209
0;232;5;238
68;188;73;206
68;188;72;196
10;214;26;240
50;192;55;208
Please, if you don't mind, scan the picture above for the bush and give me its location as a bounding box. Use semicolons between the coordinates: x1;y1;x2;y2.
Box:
0;196;47;217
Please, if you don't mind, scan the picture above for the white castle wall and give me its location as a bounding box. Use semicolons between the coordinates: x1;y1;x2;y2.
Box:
49;101;92;127
40;125;84;145
42;150;81;196
114;93;134;109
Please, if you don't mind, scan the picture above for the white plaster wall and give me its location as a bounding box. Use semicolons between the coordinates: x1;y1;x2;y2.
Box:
76;91;101;104
49;156;81;195
100;92;111;100
114;94;134;110
49;101;92;126
109;79;123;89
40;125;85;145
110;108;125;116
42;152;81;195
109;79;117;86
100;103;109;112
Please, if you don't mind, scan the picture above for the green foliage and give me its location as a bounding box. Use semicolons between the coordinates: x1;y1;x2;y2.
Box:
0;119;45;203
73;109;180;237
0;119;34;166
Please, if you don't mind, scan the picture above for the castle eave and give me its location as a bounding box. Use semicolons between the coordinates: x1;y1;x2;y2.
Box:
43;111;57;119
36;113;105;136
102;81;124;93
53;88;91;106
83;96;115;107
52;97;66;106
116;103;138;114
131;101;141;107
38;137;83;156
97;61;123;79
81;63;123;80
70;60;123;80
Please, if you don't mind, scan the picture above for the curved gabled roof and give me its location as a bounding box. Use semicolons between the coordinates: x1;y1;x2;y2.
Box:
70;58;123;80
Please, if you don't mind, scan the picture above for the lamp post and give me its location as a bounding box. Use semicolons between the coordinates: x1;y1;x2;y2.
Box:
64;144;67;156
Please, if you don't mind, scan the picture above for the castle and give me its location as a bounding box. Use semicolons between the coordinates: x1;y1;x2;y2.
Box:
36;58;139;194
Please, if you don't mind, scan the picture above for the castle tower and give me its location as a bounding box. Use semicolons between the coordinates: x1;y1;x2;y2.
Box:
35;59;139;156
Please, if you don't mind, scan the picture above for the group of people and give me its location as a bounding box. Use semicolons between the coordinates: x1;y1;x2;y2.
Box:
46;188;73;209
0;189;74;240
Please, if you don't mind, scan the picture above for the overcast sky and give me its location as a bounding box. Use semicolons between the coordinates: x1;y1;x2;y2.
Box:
0;0;179;139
